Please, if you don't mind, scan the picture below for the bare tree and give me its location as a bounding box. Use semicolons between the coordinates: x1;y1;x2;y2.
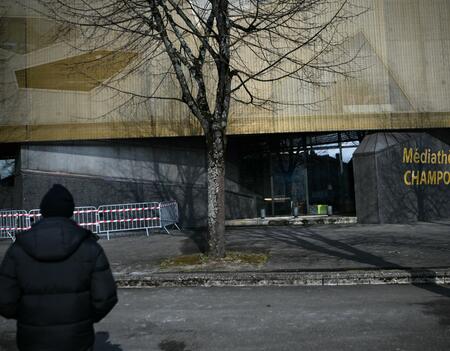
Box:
27;0;361;258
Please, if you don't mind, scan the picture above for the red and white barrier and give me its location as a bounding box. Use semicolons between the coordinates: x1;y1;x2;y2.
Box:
97;202;161;239
73;207;99;234
0;210;29;240
0;201;180;241
28;209;42;225
29;207;100;234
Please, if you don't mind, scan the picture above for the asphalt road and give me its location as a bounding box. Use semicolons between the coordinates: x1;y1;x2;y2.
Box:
1;285;450;351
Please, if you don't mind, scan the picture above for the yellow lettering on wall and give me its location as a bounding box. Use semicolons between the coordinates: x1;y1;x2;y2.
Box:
420;171;427;185
411;171;420;185
445;172;450;185
403;148;413;163
413;150;420;164
404;171;412;186
402;148;450;186
427;171;437;185
420;151;427;164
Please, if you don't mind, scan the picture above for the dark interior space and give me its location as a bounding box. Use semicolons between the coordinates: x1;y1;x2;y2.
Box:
228;131;366;216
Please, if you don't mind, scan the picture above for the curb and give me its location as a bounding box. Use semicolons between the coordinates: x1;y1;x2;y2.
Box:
115;268;450;288
225;216;357;227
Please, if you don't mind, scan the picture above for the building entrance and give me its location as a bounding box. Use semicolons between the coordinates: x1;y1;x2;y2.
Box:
229;131;365;217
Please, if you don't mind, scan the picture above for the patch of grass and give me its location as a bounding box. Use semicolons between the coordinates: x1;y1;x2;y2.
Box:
160;254;208;268
223;252;268;265
160;251;269;270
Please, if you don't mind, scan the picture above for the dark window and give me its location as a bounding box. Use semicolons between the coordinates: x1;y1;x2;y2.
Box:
0;159;15;186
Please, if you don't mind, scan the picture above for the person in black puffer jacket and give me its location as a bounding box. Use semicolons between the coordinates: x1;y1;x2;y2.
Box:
0;184;118;351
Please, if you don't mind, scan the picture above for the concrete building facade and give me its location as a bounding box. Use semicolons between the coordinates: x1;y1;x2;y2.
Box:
1;0;450;225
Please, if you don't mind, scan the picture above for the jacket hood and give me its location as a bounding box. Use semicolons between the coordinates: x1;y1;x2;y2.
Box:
16;217;89;262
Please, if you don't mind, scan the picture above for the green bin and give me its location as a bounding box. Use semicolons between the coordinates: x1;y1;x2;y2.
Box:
317;204;327;215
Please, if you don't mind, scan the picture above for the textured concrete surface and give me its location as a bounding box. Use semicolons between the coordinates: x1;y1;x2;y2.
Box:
354;132;450;224
225;215;357;226
2;285;450;351
116;269;450;288
223;221;450;271
1;221;450;287
12;140;259;227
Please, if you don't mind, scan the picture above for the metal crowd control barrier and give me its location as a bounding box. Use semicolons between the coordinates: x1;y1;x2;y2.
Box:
0;210;30;241
28;209;42;226
160;201;181;233
97;202;161;239
73;207;99;234
29;207;99;234
1;200;180;241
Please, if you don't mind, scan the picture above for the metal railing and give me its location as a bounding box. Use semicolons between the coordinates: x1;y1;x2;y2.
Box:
97;202;161;240
0;201;180;241
0;210;29;241
29;206;99;234
74;207;99;234
28;209;42;226
160;201;181;233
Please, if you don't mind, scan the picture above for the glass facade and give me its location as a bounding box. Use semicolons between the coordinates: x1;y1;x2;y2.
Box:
231;131;365;217
0;143;18;187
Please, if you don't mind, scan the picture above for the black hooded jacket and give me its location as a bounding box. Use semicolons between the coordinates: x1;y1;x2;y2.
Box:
0;217;118;351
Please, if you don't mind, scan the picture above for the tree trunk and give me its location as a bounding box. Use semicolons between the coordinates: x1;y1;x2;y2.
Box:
206;127;226;258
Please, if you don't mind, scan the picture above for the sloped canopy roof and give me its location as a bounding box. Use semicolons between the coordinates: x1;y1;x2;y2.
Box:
354;132;421;155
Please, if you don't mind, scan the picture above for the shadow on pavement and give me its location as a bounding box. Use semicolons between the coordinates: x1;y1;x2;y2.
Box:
411;282;450;298
415;296;450;326
183;228;208;254
230;226;450;298
0;331;123;351
95;332;123;351
267;226;404;268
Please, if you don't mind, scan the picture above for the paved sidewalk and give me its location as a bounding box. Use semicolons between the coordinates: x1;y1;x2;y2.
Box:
1;220;450;286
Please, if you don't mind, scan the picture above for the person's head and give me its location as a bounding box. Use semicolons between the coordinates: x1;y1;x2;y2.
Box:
39;184;75;218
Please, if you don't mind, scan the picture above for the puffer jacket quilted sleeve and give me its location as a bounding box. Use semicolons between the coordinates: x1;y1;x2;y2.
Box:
91;247;118;323
0;244;21;319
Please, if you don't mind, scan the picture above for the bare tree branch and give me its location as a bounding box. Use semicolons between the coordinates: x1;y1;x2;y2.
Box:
8;0;363;257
